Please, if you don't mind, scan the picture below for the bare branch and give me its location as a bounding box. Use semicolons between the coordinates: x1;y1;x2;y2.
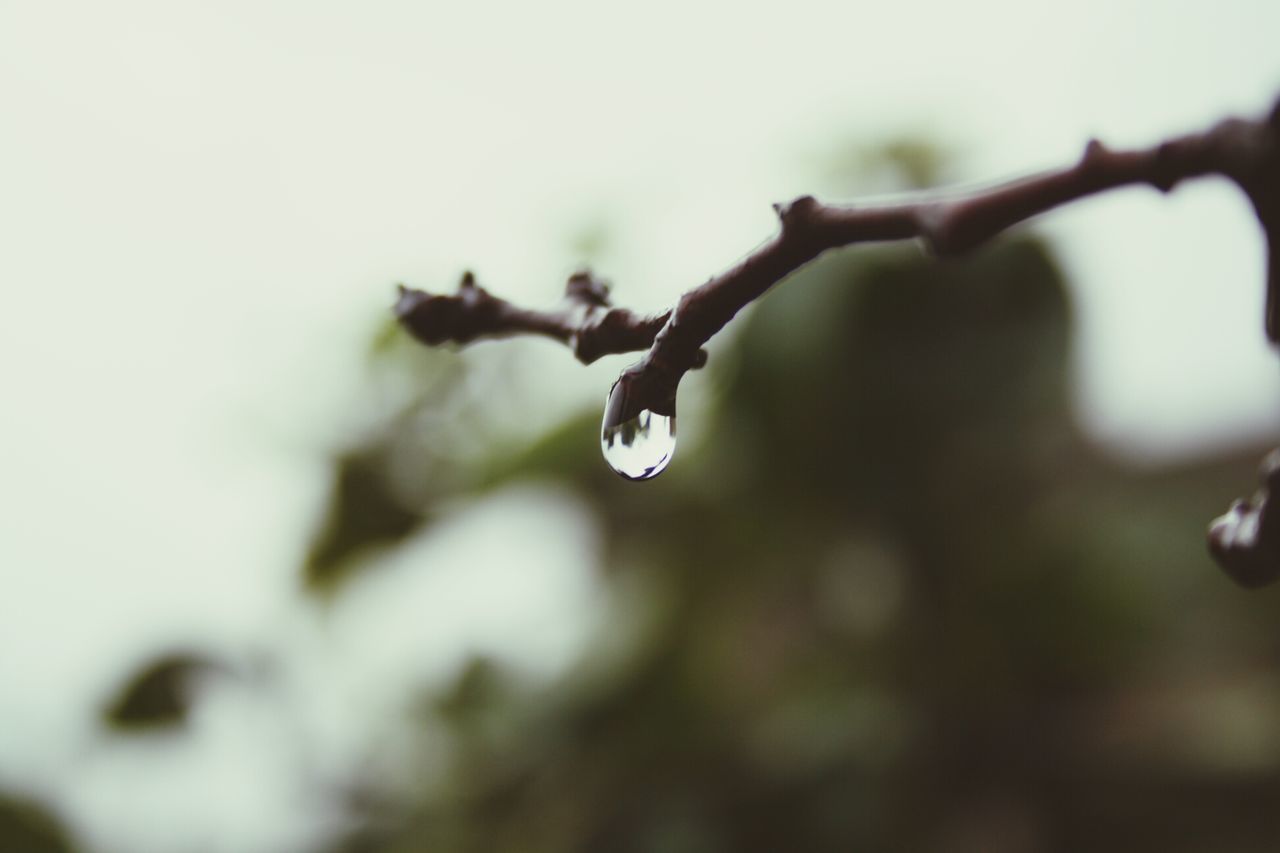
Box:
398;96;1279;417
395;270;707;368
393;95;1280;578
614;100;1280;422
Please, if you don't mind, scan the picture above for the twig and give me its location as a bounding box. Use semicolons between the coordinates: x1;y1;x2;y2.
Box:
395;271;707;368
394;95;1280;582
399;98;1278;415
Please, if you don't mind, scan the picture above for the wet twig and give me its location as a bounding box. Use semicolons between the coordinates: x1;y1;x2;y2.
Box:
395;95;1280;583
395;271;707;369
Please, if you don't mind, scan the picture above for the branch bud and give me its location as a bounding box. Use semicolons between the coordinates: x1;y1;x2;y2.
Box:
1209;450;1280;588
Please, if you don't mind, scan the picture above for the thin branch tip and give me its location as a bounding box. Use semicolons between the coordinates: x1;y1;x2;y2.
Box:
396;94;1280;499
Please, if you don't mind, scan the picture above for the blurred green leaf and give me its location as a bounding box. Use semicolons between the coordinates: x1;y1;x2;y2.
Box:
324;142;1280;853
304;446;428;593
103;652;222;731
0;796;74;853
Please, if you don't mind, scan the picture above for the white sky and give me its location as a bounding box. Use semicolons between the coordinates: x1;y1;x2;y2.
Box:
2;1;1279;850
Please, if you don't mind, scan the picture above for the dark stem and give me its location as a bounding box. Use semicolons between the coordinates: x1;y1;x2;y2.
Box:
395;270;706;368
394;94;1280;582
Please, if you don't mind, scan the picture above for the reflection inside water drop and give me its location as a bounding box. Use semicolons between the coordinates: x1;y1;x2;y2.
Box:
601;409;676;481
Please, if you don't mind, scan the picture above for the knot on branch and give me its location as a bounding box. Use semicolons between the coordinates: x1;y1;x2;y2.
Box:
564;269;612;307
572;307;708;368
571;306;653;364
394;272;500;345
1081;138;1111;173
1209;449;1280;588
917;204;959;257
774;195;821;233
558;269;688;366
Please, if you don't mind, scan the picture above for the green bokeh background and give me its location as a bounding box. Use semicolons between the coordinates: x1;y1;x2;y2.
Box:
17;148;1279;853
307;235;1279;851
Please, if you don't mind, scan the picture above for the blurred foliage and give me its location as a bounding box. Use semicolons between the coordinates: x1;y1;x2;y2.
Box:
7;130;1271;853
102;651;224;731
566;214;616;269
308;215;1280;853
304;319;496;593
305;446;430;592
814;133;960;195
0;796;73;853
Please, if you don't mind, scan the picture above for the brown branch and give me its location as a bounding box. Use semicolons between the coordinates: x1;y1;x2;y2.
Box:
610;99;1280;422
394;95;1280;581
399;97;1279;418
395;270;707;368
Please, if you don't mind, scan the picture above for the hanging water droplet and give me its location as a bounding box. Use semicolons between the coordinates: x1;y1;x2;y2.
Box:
600;375;676;481
601;408;676;480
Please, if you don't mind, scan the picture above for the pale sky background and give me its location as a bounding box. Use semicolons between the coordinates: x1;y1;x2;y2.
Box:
2;1;1280;850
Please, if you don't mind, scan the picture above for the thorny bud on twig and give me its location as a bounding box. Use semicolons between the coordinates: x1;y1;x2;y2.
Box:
1209;450;1280;589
